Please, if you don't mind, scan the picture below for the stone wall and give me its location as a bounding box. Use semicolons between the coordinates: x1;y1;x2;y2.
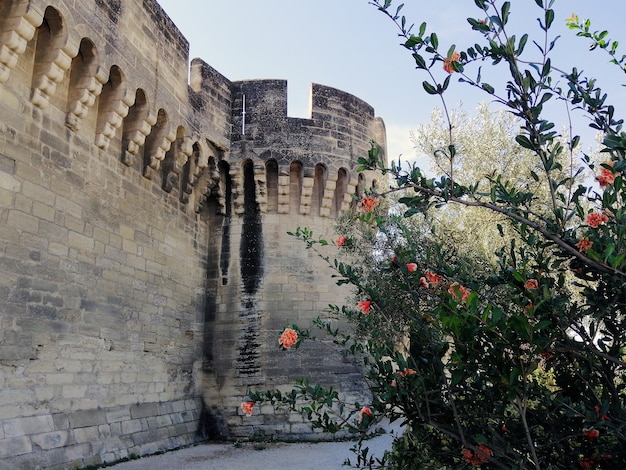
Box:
0;1;386;468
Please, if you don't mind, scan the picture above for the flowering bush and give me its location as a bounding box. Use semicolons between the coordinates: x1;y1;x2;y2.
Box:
246;1;626;469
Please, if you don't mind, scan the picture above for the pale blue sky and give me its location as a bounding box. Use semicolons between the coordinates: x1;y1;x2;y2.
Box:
157;0;626;163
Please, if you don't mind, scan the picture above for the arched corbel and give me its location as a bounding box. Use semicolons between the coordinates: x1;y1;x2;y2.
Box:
95;67;133;150
31;7;78;109
0;6;43;84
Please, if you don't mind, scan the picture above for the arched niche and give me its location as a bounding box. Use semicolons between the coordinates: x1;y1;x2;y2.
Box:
289;161;303;214
121;88;154;168
31;6;70;109
311;163;328;216
95;65;129;150
331;167;349;218
66;37;102;131
265;159;279;213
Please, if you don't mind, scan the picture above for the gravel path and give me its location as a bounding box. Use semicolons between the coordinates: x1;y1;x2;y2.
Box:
107;422;402;470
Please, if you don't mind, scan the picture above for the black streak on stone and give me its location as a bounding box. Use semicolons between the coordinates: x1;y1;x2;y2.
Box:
240;160;263;295
237;159;264;376
220;165;232;285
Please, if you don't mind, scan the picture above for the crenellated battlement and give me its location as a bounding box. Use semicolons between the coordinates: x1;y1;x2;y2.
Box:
0;1;386;467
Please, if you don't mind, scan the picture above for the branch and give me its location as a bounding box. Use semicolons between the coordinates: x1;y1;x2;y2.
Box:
394;183;626;278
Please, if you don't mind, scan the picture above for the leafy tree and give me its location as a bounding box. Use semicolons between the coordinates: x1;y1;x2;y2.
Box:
248;1;626;469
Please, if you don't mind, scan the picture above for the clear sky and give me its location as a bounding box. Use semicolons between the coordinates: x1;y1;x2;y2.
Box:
156;0;626;164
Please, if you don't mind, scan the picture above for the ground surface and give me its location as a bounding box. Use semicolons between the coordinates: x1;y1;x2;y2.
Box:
107;422;401;470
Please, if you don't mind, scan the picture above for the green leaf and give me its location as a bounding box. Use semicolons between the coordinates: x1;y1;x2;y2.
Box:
515;134;535;150
422;81;438;95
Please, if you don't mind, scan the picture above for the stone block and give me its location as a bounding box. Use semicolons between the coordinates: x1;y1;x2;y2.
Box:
30;430;69;450
0;435;32;458
3;415;54;437
67;409;107;428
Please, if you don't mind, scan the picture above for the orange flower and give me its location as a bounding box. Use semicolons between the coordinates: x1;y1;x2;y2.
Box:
425;270;443;286
448;282;471;302
443;51;460;74
525;279;539;290
575;238;593;252
336;235;347;247
278;327;298;349
358;406;372;422
398;368;416;377
358;300;372;314
462;445;493;466
587;212;608;228
406;263;418;272
241;401;254;417
361;196;378;212
597;162;615;188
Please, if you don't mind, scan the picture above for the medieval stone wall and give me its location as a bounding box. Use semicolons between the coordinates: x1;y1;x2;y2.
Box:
0;0;386;468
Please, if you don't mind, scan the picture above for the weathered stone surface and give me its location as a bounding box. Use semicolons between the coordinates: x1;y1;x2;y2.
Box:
0;0;385;468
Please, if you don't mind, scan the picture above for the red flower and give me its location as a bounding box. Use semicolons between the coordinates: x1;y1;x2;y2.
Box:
583;427;600;440
241;401;254;417
358;300;372;314
578;457;598;469
443;51;460;74
587;212;608;228
361;197;378;213
462;445;493;466
524;279;539;290
406;263;418;272
358;406;372;422
575;238;593;252
335;236;347;247
278;327;298;349
398;368;416;377
595;405;609;421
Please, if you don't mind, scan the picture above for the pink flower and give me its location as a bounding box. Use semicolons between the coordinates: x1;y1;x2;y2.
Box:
587;212;608;228
241;401;254;417
524;279;539;290
358;406;372;422
406;263;418;272
419;277;429;288
358;300;372;314
335;236;347;247
278;327;298;349
361;197;378;213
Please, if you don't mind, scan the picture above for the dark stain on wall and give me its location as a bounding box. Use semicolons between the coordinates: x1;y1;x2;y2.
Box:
220;162;232;285
240;160;263;295
237;159;263;375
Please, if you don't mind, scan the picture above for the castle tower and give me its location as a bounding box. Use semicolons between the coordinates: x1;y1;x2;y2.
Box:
200;78;387;439
0;0;387;467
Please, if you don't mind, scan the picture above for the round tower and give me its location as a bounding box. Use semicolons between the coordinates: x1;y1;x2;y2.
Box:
201;79;387;439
